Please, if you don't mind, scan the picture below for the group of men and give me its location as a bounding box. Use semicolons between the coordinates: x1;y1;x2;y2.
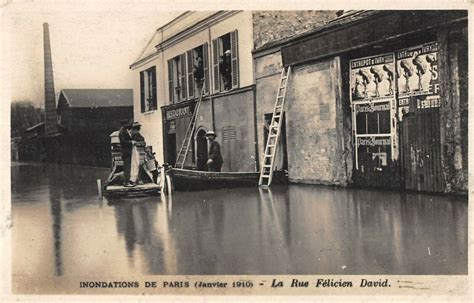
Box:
192;49;232;92
118;119;157;187
118;119;223;187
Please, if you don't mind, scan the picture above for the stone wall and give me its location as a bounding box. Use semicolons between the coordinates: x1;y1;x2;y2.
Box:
285;58;349;185
252;11;338;50
439;26;469;193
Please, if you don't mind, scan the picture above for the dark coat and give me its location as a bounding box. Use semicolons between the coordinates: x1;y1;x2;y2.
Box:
208;140;223;165
119;128;133;158
132;132;145;146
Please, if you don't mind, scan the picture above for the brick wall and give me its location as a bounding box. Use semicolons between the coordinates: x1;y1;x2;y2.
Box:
252;11;338;50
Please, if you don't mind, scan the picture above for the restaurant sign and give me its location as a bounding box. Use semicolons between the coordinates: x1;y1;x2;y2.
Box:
165;104;194;121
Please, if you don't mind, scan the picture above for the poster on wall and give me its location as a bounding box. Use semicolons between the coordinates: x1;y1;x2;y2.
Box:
396;42;439;118
355;135;392;171
350;53;398;168
354;101;391;135
350;53;396;103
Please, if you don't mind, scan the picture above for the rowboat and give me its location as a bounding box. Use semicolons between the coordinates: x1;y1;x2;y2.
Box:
170;168;287;191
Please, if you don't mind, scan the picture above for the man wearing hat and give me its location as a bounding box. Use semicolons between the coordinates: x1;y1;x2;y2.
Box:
119;119;135;186
219;49;232;91
131;121;145;145
129;121;147;184
206;130;223;172
193;56;204;87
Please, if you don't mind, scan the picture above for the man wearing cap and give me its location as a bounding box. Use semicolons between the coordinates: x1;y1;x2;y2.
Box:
206;130;223;172
119;120;136;186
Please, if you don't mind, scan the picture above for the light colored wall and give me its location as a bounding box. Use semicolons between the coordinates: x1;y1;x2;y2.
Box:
131;11;255;167
209;11;254;89
213;89;256;172
160;12;216;42
132;57;164;164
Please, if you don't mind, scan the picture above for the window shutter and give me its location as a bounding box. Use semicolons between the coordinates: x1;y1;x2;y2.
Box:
180;53;187;101
203;42;209;95
230;30;239;89
140;71;145;112
151;66;157;110
212;38;220;93
168;59;174;104
187;50;194;99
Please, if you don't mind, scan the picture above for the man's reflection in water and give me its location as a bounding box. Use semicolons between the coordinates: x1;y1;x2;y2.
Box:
112;197;177;274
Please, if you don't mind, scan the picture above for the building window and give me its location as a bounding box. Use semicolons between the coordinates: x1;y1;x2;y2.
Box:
140;66;157;112
168;54;187;104
212;30;239;93
187;43;209;98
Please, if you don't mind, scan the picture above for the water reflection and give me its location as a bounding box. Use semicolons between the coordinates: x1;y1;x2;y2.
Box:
110;194;178;274
48;165;63;276
12;163;467;277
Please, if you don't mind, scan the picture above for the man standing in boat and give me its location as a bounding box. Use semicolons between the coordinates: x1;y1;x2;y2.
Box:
206;130;223;172
129;121;148;184
119;119;136;187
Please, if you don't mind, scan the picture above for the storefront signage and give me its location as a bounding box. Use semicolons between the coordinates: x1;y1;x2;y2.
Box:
350;53;397;168
357;136;391;146
350;53;396;103
355;102;390;114
417;95;440;109
396;42;439;98
165;105;193;121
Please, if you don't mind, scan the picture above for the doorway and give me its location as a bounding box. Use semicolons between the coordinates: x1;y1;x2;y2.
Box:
166;133;177;166
196;129;208;171
399;100;443;192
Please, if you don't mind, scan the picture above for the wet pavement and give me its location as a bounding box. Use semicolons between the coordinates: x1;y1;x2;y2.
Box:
11;163;467;277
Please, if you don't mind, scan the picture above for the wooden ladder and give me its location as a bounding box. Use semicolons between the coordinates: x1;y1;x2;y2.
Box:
259;66;291;187
175;86;205;168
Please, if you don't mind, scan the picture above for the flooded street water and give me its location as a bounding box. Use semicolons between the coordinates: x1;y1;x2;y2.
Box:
11;163;467;278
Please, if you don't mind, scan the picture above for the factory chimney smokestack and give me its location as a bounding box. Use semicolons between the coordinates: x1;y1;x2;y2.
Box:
43;22;57;135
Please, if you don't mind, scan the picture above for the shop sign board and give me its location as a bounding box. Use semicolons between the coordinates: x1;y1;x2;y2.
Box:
396;42;439;118
165;105;194;121
350;53;397;169
350;54;396;103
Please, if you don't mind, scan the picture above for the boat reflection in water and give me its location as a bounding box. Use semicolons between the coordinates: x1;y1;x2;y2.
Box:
12;163;467;281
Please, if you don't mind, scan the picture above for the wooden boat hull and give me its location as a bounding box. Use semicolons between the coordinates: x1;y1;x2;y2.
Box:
170;168;287;191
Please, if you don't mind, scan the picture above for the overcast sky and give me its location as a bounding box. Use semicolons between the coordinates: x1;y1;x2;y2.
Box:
2;0;465;108
2;0;181;106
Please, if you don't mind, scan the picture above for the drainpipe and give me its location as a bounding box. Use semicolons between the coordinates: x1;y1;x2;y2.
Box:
207;26;216;132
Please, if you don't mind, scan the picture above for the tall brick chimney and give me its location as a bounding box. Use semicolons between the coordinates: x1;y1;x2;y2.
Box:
43;22;57;135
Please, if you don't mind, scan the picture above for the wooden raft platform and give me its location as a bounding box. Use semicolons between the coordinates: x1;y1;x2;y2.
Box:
105;183;161;196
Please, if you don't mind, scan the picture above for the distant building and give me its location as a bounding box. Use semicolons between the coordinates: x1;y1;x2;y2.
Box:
254;10;468;193
130;11;336;171
56;89;133;167
17;123;47;162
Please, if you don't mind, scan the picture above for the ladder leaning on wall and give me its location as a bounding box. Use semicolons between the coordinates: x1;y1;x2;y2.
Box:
259;66;291;187
175;85;206;169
